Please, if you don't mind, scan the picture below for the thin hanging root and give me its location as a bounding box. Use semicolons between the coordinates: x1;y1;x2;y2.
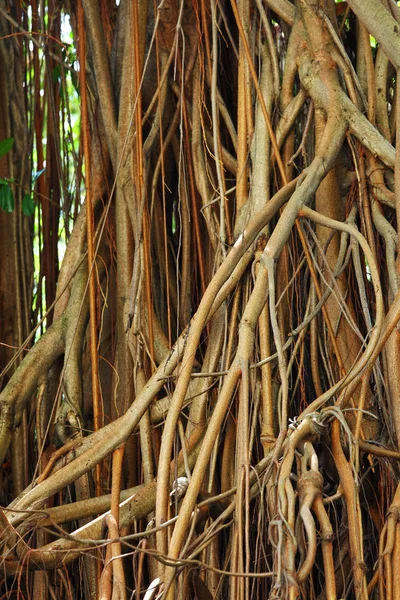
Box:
312;497;336;600
296;443;323;583
99;515;126;600
380;484;400;599
331;420;367;598
274;419;323;593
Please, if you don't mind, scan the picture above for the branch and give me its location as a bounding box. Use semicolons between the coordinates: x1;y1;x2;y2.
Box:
346;0;400;69
0;321;65;465
81;0;118;165
265;0;295;25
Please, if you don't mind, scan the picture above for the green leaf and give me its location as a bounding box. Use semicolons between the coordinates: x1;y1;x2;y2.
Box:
0;184;14;213
52;65;61;83
0;138;14;159
61;46;71;62
33;168;45;183
68;49;76;64
22;193;35;216
0;177;15;185
71;69;79;93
